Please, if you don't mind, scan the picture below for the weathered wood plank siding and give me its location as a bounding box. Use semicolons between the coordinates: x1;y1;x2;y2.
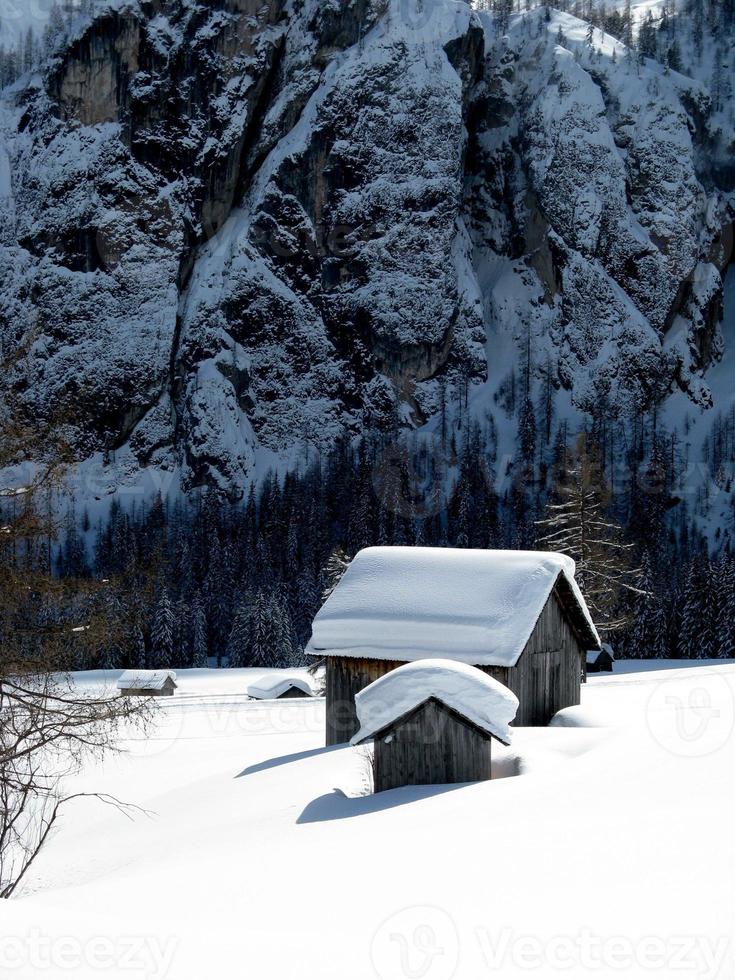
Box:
373;698;493;792
120;680;176;698
325;588;586;741
506;589;584;725
326;656;405;744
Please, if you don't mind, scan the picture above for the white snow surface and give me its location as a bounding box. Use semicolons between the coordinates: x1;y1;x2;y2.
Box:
5;661;735;979
351;659;518;746
246;674;316;700
307;546;600;666
117;669;177;691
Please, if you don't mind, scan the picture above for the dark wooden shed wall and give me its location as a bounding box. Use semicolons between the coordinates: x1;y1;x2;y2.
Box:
372;698;493;792
120;678;176;698
276;686;311;698
325;589;585;744
326;655;404;745
587;650;614;673
489;588;585;726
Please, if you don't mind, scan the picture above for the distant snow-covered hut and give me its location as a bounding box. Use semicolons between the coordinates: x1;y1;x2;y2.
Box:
351;660;518;791
306;546;600;743
117;670;177;697
246;675;316;700
586;643;615;673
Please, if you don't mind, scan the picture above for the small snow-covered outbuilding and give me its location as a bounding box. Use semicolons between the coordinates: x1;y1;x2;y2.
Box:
351;660;518;792
586;643;615;673
246;675;316;700
306;547;600;743
117;670;177;697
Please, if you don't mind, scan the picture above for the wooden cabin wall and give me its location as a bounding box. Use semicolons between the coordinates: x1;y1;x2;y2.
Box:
325;656;404;744
373;699;493;792
325;590;586;741
121;683;175;697
509;591;584;725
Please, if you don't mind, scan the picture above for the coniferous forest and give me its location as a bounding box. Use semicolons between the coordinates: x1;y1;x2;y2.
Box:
39;408;735;671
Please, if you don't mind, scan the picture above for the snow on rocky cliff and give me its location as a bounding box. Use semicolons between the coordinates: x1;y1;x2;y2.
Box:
0;0;733;505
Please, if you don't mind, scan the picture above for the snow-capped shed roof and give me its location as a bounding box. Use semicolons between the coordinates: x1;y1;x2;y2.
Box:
351;660;519;747
586;643;614;665
306;547;600;667
117;670;177;691
246;675;316;699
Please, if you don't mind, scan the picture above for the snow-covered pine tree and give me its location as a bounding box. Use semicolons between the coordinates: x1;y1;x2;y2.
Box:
227;603;251;668
173;596;190;666
272;593;295;665
321;547;351;602
677;562;706;659
638;11;658;58
535;433;646;635
248;591;270;667
715;556;735;659
519;396;537;470
628;551;670;658
131;623;146;670
191;597;208;668
151;588;175;668
666;39;683;71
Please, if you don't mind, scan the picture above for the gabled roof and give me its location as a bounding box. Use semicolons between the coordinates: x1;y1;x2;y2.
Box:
246;675;316;699
350;660;519;746
117;669;177;691
306;546;600;667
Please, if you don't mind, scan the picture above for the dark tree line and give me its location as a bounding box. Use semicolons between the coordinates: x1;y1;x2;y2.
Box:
0;0;96;90
40;398;735;670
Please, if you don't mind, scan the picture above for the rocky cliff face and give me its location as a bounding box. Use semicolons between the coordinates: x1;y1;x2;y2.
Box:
0;0;733;499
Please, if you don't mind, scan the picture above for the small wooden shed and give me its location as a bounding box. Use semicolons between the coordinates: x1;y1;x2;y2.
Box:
117;669;177;697
351;660;518;792
306;546;600;744
245;675;316;700
586;643;615;673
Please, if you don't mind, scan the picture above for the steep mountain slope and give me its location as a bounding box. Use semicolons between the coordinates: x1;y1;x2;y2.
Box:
0;0;733;506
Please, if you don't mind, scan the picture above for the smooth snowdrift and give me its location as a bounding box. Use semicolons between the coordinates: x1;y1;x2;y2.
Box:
307;546;599;666
246;675;316;699
117;669;177;691
6;663;735;980
351;659;519;746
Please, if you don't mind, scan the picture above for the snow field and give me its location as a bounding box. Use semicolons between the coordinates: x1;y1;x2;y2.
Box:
2;661;734;978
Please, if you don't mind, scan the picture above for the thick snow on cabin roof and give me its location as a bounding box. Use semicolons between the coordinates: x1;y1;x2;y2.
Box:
246;675;316;700
117;670;177;691
306;547;600;668
351;659;519;747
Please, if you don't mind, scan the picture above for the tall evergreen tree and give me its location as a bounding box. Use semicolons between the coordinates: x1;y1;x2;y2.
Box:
227;603;251;668
191;597;208;668
151;588;175;668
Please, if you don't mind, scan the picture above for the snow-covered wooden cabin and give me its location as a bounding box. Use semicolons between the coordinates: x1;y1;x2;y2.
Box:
586;643;615;673
245;675;316;700
117;669;177;697
351;660;518;792
306;547;600;744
